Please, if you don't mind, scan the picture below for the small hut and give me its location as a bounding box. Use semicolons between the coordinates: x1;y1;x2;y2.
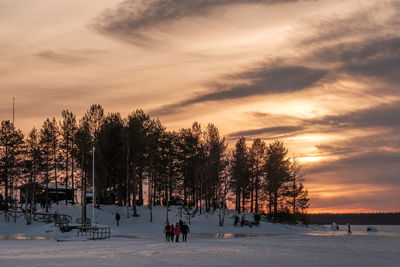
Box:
18;182;74;204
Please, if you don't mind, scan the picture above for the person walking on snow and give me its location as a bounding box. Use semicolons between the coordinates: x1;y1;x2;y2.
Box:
164;222;171;242
234;214;239;226
115;212;120;227
345;222;352;242
241;214;245;226
181;222;190;242
174;223;181;242
170;224;175;241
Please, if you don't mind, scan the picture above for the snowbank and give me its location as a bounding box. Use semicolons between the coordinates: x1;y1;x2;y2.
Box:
366;226;378;232
330;222;339;231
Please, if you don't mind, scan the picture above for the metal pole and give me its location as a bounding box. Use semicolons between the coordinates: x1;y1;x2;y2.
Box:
12;97;15;126
92;146;95;225
12;97;16;222
126;136;129;218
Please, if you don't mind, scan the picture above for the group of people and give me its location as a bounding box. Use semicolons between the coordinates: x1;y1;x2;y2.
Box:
234;214;245;226
164;220;190;242
234;213;261;227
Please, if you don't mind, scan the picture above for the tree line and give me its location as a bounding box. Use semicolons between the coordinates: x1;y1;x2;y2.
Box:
0;104;309;224
308;213;400;225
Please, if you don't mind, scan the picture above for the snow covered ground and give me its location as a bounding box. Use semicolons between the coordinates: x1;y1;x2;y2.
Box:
0;204;399;266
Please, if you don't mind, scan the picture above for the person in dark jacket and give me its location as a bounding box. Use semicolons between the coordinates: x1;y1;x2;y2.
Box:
115;212;120;226
164;222;171;242
181;222;190;242
170;224;175;241
347;223;352;234
174;223;181;242
234;214;239;226
254;213;261;225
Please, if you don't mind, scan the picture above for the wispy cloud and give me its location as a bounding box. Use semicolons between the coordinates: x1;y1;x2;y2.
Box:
306;150;400;185
298;0;400;47
35;50;90;65
227;125;304;139
151;64;329;115
152;34;400;116
147;0;400;117
228;101;400;138
310;37;400;83
94;0;302;42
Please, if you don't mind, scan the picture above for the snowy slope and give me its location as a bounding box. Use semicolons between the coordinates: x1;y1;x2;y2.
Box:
0;204;312;239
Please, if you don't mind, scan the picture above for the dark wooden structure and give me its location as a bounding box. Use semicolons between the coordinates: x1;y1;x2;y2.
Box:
86;191;116;205
18;182;74;203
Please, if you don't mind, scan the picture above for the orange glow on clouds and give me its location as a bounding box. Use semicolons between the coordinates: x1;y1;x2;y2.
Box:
1;0;399;212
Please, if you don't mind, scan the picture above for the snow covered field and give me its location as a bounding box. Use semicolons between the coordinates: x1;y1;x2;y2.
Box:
1;205;399;266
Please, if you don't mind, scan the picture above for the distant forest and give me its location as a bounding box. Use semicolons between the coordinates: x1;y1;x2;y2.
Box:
308;213;400;225
1;104;309;224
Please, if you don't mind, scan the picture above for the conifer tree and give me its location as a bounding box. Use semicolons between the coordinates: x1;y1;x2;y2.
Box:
230;137;250;213
25;127;42;223
0;120;24;219
60;110;77;205
265;140;291;220
249;138;266;214
39;118;59;211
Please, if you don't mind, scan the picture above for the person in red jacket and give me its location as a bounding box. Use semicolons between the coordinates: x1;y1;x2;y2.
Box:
174;223;181;242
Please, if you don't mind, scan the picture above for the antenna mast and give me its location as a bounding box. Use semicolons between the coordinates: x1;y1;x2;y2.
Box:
12;97;15;126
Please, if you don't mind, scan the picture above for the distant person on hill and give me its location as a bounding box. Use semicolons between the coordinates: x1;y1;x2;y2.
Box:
115;212;120;227
179;219;183;229
181;222;190;242
254;213;261;225
234;214;239;226
164;222;171;242
241;214;245;226
174;223;181;242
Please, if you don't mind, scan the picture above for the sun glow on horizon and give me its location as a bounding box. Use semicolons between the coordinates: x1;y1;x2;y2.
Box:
1;0;399;213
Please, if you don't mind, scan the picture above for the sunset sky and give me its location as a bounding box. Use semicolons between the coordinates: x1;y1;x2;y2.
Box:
1;0;399;213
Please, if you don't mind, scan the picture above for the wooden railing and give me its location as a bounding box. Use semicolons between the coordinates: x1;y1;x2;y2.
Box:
75;217;91;226
33;212;55;223
54;214;72;226
77;226;111;240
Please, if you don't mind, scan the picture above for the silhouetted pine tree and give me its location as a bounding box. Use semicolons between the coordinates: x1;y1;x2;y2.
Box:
39;118;60;211
0;120;24;217
249;138;266;214
60;110;77;205
230;137;250;213
264;140;291;220
24;127;42;223
74;120;92;224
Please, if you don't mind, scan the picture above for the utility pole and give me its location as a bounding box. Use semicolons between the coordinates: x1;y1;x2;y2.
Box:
126;136;130;218
12;97;16;223
92;146;95;225
12;97;15;125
